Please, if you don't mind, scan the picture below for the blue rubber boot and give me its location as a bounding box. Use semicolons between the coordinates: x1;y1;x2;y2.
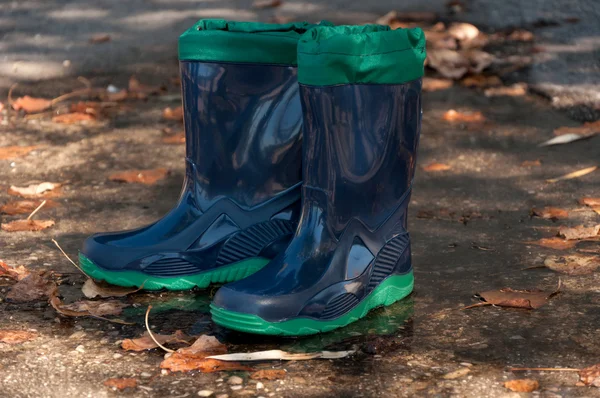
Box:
79;20;317;290
211;24;427;335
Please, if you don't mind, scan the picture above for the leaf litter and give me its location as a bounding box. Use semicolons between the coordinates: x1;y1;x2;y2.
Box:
0;145;38;160
544;255;600;275
82;278;142;299
0;260;30;281
504;379;539;392
122;330;194;352
465;281;561;309
524;237;578;250
109;168;169;185
6;271;56;303
0;330;38;344
558;224;600;240
530;207;568;220
103;378;137;390
1;199;57;215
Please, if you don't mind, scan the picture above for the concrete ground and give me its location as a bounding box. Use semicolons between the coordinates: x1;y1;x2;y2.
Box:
1;1;600;397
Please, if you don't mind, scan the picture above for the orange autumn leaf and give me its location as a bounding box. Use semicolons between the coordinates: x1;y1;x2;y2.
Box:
0;261;30;281
162;132;185;144
121;330;193;351
52;112;95;124
251;369;287;380
524;237;577;250
521;160;541;167
163;106;183;121
553;120;600;137
0;330;38;344
579;364;600;386
460;75;502;88
160;355;253;373
109;168;169;185
424;163;452;172
1;219;55;232
12;96;52;113
579;197;600;206
103;378;137;390
0;146;38;160
530;207;569;220
90;34;111;44
504;379;539;392
442;109;486;123
422;77;453;92
484;83;527;97
473;288;557;309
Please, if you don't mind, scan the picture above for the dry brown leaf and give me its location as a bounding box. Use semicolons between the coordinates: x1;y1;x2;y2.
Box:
160;335;239;372
0;146;38;160
460;75;502;88
530;207;569;220
162;132;185;144
558;224;600;240
442;109;486;123
475;287;556;309
424;163;452;172
466;50;495;73
427;49;469;79
544;255;600;275
128;76;164;99
580;197;600;206
103;378;137;390
59;300;128;317
524;237;578;250
6;271;55;303
521;160;541;167
507;29;534;42
447;23;479;41
109;168;169;185
504;379;539;392
579;364;600;387
485;83;527;97
251;369;287;380
121;330;193;352
12;96;52;113
82;279;141;299
553;120;600;137
8;182;61;198
69;101;102;115
547;166;597;183
162;106;183;121
52;112;95;124
0;330;38;344
0;261;30;281
1;219;55;232
422;77;453;92
90;34;111;44
252;0;282;8
0;199;57;215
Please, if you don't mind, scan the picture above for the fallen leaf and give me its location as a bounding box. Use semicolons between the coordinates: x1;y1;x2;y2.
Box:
422;77;453;92
504;379;539;392
579;364;600;387
109;168;169;185
103;378;137;390
128;76;164;99
122;330;193;352
1;219;55;232
8;182;61;198
207;349;356;361
507;29;535;42
90;34;111;44
524;237;578;250
443;367;471;379
530;207;568;220
252;0;282;8
162;106;183;121
159;335;236;372
251;369;287;380
0;261;30;281
474;287;557;309
442;109;486;123
521;160;541;167
162;132;185;144
12;96;52;113
466;50;495;73
6;271;55;302
0;199;57;215
544;255;600;275
484;83;527;97
69;101;103;115
546;166;597;183
58;299;129;317
0;146;38;160
424;163;451;172
0;330;38;344
553;120;600;137
558;224;600;240
579;197;600;215
427;49;469;79
460;75;502;88
82;278;141;299
52;112;95;124
447;23;479;41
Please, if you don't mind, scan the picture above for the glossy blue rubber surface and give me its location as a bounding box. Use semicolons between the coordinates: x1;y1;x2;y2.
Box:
81;62;303;277
212;79;422;322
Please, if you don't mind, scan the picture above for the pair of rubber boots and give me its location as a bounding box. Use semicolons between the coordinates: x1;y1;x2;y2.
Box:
80;20;426;336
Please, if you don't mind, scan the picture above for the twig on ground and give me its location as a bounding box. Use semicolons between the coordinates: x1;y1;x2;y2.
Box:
145;305;174;353
51;239;85;275
27;200;47;221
